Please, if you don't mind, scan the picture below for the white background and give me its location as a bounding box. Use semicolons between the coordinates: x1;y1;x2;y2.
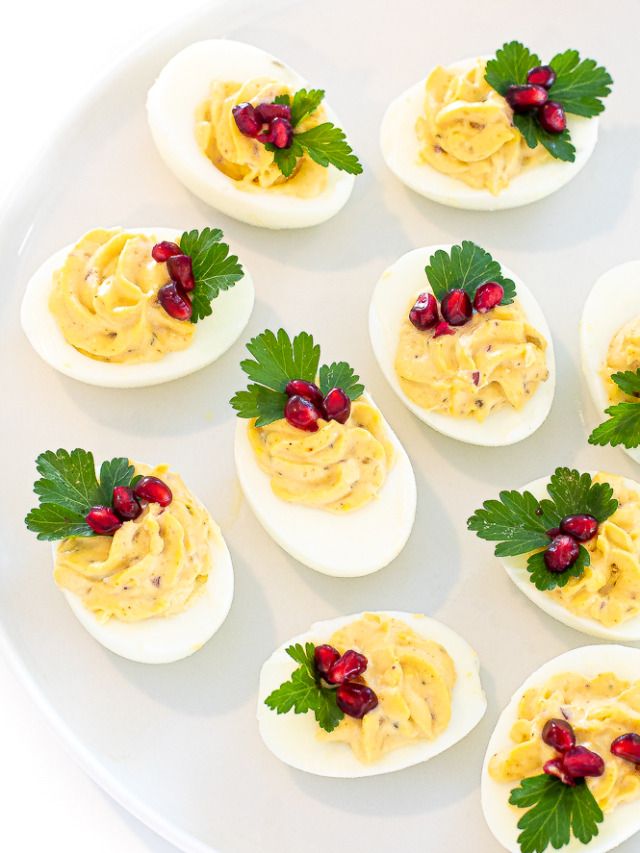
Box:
1;4;202;850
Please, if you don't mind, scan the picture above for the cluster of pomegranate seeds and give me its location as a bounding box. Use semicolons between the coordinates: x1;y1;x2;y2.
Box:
85;476;172;536
232;101;294;150
283;380;352;432
313;644;379;719
152;240;195;321
543;513;599;573
611;732;640;764
505;65;566;135
542;718;605;786
409;281;505;342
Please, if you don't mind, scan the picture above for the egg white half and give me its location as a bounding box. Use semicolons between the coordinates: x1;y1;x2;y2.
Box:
54;519;234;665
258;611;486;777
496;473;640;642
234;394;416;576
369;245;556;446
380;57;598;211
146;40;356;229
20;226;255;388
580;261;640;465
482;644;640;853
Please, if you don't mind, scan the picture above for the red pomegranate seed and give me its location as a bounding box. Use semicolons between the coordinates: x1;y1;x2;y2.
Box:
538;101;567;134
151;241;181;263
562;746;605;779
112;486;142;521
259;117;293;149
544;534;580;573
441;289;472;326
86;506;123;536
543;757;575;786
326;649;368;684
474;282;504;313
314;645;341;680
158;282;192;321
542;719;576;753
560;514;599;542
527;65;557;89
433;321;455;338
285;379;324;408
166;254;195;292
232;102;261;137
409;292;439;330
336;682;379;718
505;84;548;113
546;527;561;539
134;476;172;507
323;388;351;424
255;102;292;123
611;733;640;765
284;395;321;432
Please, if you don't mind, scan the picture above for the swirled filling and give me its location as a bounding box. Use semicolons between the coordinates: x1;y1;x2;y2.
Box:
602;315;640;404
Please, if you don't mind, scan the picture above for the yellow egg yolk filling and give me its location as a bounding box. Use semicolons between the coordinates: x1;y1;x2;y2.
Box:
248;399;394;513
395;299;548;421
489;671;640;813
53;464;214;623
195;77;327;197
416;59;548;195
548;474;640;627
602;315;640;404
49;228;194;363
318;614;456;763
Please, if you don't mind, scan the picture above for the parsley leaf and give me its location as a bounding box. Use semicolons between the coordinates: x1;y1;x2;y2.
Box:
549;50;613;117
607;369;640;397
294;123;363;174
25;505;92;541
424;241;516;304
179;228;244;323
513;114;576;162
485;41;542;96
98;457;135;505
269;140;303;178
289;88;325;127
509;774;603;853
467;490;553;557
264;642;344;733
542;467;617;523
241;329;320;391
319;362;364;401
229;385;289;428
526;546;590;591
589;370;640;449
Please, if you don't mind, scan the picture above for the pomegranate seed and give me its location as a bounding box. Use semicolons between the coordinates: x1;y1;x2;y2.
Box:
441;289;472;326
326;649;368;684
260;117;293;149
151;241;181;263
538;101;567;134
474;282;504;313
134;476;172;507
284;395;321;432
560;514;599;542
232;102;261;137
336;682;379;718
158;282;192;321
505;84;548;113
166;254;195;292
433;321;455;338
546;527;561;538
611;733;640;765
323;388;351;424
527;65;557;89
562;746;605;780
285;379;324;408
542;719;576;753
86;506;122;536
112;486;142;521
314;645;341;680
409;292;439;330
544;534;580;573
543;757;575;786
255;102;291;123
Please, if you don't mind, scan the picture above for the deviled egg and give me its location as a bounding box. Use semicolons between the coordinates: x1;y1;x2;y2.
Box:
581;260;640;464
482;644;640;853
25;449;233;664
468;467;640;642
231;329;416;576
369;241;555;446
381;41;611;210
20;226;254;388
147;40;362;229
258;611;486;777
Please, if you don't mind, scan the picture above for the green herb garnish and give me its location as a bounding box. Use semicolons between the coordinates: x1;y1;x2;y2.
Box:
425;241;516;304
589;369;640;449
178;227;244;323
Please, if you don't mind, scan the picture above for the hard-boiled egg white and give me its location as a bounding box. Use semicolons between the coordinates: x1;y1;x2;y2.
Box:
146;40;356;229
580;261;640;465
482;644;640;853
55;516;234;665
496;472;640;642
369;245;556;446
20;226;255;388
258;611;486;777
234;394;416;577
380;57;598;211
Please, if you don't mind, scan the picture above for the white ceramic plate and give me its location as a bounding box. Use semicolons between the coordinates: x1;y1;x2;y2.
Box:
0;0;635;851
